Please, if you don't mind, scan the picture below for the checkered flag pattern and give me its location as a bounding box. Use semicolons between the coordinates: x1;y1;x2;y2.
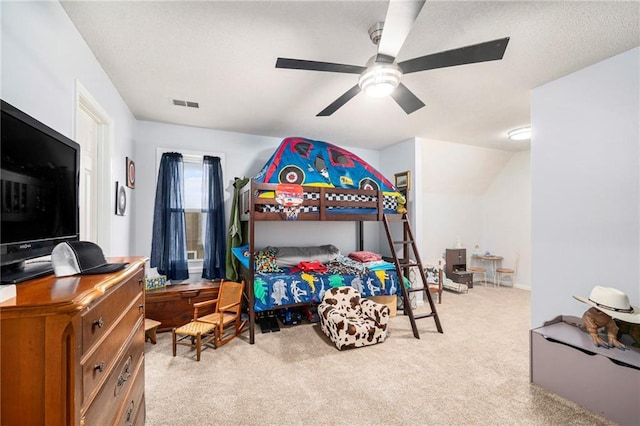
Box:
259;191;398;213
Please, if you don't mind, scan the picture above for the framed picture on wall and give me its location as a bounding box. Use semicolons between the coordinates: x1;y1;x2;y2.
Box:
126;157;136;189
115;182;126;216
394;171;411;190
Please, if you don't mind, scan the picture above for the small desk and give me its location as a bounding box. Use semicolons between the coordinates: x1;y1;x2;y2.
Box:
471;255;503;285
145;281;220;332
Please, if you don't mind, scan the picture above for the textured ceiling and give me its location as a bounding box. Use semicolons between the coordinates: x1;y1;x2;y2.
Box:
61;1;639;151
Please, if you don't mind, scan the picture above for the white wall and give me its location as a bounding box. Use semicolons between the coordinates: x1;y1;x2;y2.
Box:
419;138;528;279
133;121;385;263
1;1;137;256
422;192;483;262
531;47;639;327
379;138;422;257
483;150;531;289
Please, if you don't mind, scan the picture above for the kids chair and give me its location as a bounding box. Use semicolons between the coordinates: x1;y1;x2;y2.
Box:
318;286;390;350
467;265;488;287
172;279;245;361
496;254;519;287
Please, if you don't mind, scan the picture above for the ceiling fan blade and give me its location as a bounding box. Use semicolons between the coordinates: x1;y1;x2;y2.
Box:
276;58;366;74
398;37;510;74
391;83;425;114
376;0;426;62
317;85;362;116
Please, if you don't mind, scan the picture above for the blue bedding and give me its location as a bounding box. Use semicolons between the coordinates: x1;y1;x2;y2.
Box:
253;267;401;312
232;244;403;312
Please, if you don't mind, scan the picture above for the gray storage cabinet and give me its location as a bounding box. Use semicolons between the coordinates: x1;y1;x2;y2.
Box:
530;318;640;426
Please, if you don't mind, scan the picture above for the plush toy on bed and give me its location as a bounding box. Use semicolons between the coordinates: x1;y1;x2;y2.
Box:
573;286;640;350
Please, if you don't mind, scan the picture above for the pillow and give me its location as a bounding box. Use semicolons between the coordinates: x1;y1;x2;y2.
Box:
348;251;382;263
425;267;440;284
269;244;340;267
231;244;250;269
255;248;282;273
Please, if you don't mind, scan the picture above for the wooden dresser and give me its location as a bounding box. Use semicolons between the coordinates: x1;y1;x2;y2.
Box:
0;257;147;426
445;248;474;288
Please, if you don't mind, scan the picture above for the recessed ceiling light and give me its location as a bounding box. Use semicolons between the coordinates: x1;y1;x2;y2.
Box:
508;126;531;141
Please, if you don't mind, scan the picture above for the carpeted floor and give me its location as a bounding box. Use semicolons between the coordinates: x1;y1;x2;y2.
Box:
144;285;615;425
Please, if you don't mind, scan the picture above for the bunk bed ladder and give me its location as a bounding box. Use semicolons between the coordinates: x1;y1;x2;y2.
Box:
383;213;443;338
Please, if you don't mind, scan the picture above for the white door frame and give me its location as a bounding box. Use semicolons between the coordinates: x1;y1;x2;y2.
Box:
74;80;114;256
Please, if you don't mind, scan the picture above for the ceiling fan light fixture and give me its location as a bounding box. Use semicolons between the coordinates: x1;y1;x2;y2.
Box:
508;126;532;141
358;63;402;98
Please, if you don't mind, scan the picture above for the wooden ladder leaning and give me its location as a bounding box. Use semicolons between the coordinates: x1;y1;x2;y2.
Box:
383;213;443;338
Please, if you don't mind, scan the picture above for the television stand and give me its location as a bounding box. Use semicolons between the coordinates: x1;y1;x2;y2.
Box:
0;261;53;284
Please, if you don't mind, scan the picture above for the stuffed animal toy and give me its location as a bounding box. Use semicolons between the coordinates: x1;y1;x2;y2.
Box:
573;285;640;350
396;194;407;214
579;307;626;350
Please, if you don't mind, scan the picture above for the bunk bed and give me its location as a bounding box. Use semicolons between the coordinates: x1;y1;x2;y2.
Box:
234;136;411;343
238;179;405;344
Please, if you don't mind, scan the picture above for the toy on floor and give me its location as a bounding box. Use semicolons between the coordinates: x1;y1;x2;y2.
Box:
573;286;640;350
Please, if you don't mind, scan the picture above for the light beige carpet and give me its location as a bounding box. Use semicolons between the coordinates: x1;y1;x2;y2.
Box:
144;285;615;425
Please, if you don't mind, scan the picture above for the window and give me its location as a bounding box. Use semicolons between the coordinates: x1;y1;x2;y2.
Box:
156;148;225;274
183;159;204;261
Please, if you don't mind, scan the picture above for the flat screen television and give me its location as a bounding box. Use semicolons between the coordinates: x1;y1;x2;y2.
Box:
1;100;80;284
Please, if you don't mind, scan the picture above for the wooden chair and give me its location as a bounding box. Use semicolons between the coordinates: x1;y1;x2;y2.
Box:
428;268;444;304
424;262;444;304
172;280;246;361
496;254;519;287
467;266;488;287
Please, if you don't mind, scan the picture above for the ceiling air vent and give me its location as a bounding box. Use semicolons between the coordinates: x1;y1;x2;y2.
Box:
172;99;199;108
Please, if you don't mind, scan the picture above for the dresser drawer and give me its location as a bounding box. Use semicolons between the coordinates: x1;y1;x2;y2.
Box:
131;395;145;426
81;294;144;404
114;358;145;426
82;270;144;353
81;317;144;426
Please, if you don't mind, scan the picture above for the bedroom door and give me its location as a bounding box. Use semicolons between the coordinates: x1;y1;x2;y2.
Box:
75;81;114;255
76;106;98;242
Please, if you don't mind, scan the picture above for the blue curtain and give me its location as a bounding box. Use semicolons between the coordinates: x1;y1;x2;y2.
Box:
201;156;226;279
150;152;189;281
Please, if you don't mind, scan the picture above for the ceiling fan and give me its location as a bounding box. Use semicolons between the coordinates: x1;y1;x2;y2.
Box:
275;0;510;116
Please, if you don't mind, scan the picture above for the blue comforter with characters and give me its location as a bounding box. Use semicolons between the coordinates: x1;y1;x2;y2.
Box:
253;267;400;312
233;245;403;312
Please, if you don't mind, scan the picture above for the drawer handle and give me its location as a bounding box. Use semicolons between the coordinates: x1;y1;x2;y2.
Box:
117;374;128;388
94;362;105;373
138;304;144;312
125;400;135;426
180;290;200;298
92;317;104;329
115;356;133;396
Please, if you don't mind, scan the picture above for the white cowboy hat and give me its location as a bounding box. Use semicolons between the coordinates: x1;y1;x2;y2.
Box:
573;286;640;324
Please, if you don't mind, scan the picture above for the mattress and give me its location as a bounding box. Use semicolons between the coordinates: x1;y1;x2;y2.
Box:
253;268;401;312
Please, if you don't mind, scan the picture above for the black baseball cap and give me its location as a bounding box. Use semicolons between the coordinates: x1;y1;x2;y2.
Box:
51;241;128;277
